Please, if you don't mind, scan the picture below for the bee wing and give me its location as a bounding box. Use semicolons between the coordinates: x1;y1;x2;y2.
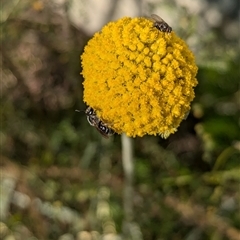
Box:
97;121;115;138
94;125;110;138
97;129;110;138
150;14;165;23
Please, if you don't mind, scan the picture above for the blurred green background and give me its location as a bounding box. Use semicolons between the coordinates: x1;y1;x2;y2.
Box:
1;0;239;239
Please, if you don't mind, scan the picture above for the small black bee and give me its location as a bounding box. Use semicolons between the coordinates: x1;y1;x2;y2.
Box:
151;14;172;33
76;107;115;138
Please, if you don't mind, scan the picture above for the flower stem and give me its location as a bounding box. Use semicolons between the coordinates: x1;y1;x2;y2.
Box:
121;133;135;237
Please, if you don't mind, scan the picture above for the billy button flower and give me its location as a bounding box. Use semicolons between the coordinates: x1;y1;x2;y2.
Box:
81;17;198;138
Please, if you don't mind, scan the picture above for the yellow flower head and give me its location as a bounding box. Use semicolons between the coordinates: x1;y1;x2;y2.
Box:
81;17;198;138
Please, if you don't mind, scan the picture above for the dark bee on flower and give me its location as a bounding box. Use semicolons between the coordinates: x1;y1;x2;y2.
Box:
85;107;115;138
150;14;172;33
76;107;115;138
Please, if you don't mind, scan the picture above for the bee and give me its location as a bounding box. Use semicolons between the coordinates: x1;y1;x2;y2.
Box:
150;14;172;33
76;107;115;138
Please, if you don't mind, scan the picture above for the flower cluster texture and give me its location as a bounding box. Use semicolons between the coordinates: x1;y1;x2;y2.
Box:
81;17;198;138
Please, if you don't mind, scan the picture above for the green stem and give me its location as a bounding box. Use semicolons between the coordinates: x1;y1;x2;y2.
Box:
121;133;134;221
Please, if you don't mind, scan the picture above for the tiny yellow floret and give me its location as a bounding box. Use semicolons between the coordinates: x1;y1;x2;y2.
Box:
81;17;198;138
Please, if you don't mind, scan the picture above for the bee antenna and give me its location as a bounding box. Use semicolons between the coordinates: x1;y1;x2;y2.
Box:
75;109;84;113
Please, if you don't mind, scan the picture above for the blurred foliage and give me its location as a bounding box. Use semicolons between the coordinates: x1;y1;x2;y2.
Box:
1;0;240;240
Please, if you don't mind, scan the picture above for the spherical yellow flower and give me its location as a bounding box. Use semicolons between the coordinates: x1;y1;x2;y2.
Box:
81;17;198;138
